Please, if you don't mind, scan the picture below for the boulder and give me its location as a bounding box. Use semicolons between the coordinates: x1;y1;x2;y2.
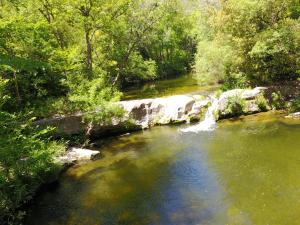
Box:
218;89;244;113
57;147;101;165
146;95;196;125
188;99;210;121
119;99;152;128
244;100;260;113
242;87;268;100
35;114;85;136
217;87;268;119
285;112;300;119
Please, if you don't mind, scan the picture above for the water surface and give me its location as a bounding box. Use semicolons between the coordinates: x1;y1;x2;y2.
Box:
26;112;300;225
122;74;218;100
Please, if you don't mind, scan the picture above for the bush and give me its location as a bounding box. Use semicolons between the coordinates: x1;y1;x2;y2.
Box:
0;112;65;224
255;94;270;111
224;95;246;116
194;39;237;86
214;89;223;98
271;91;285;110
67;77;124;125
222;72;249;90
288;94;300;112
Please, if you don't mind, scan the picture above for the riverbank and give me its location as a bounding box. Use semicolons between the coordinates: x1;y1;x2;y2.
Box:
35;87;269;138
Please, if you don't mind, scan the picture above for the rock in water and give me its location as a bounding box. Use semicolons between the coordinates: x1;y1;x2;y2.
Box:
58;147;101;165
218;87;268;119
285;112;300;119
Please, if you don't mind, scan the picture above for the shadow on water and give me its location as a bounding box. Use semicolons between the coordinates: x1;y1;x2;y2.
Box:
25;113;300;225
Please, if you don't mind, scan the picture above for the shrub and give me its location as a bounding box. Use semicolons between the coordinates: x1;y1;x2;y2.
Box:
67;78;124;124
255;94;269;111
222;72;249;90
224;95;246;117
288;94;300;113
271;91;285;110
0;112;65;224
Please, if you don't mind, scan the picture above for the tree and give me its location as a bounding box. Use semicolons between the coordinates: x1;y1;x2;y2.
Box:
194;0;300;88
140;0;198;78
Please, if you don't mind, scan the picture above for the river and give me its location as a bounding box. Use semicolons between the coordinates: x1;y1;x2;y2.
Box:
122;74;218;100
26;111;300;225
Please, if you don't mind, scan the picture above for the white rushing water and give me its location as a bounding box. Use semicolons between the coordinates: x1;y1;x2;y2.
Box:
180;96;219;133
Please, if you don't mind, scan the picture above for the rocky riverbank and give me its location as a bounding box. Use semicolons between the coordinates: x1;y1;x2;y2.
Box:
35;94;211;138
35;86;300;164
36;87;271;140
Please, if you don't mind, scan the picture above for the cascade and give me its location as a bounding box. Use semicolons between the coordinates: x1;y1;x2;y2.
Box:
180;96;219;133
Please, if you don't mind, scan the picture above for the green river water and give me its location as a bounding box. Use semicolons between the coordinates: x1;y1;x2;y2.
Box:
26;111;300;225
122;74;218;100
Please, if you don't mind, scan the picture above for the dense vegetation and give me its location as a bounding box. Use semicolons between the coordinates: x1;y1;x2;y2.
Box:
0;0;197;116
194;0;300;89
0;0;197;223
0;0;299;224
0;78;64;224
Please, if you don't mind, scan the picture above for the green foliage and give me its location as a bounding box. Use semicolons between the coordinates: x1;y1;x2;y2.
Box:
255;94;270;111
194;0;300;88
1;78;65;223
271;91;285;110
194;39;237;86
141;1;197;78
222;73;248;90
1;78;60;224
288;92;300;112
123;53;157;83
68;77;124;124
0;0;196;115
224;95;246;117
214;89;223;98
0;77;9;107
0;112;65;224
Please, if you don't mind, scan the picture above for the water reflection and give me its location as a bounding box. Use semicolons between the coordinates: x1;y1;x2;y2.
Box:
26;113;300;225
205;113;300;225
122;74;218;100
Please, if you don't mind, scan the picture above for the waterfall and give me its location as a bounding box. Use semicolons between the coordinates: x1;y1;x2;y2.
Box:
180;96;219;133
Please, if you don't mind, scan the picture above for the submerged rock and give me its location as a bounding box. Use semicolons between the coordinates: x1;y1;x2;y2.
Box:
57;147;101;165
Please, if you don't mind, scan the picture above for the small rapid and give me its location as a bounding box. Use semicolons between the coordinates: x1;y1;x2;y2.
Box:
180;96;219;133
